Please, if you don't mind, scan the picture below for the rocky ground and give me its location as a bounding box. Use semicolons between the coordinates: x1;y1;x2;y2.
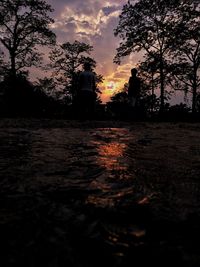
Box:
0;118;200;267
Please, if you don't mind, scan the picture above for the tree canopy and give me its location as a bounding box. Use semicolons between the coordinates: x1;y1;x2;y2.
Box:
0;0;56;77
114;0;200;113
169;0;200;112
49;40;102;102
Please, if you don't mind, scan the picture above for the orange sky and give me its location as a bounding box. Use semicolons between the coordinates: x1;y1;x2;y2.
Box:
99;63;135;103
0;0;186;105
46;0;137;103
33;0;184;104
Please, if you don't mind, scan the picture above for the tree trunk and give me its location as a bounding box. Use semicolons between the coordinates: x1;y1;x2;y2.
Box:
151;71;154;113
10;51;16;78
192;80;197;114
159;59;165;113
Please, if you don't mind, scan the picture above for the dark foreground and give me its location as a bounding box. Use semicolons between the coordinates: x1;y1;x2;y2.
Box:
0;119;200;267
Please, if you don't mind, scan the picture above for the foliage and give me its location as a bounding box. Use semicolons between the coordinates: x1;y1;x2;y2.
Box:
0;73;56;116
0;0;56;77
0;50;6;82
196;93;200;113
114;0;183;112
114;0;177;61
169;0;200;113
110;91;129;104
138;58;171;112
36;77;59;99
49;40;103;103
138;57;161;94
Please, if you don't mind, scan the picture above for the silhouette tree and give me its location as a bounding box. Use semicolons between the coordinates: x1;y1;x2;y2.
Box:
169;0;200;113
111;91;129;104
114;0;180;113
0;0;56;78
49;40;102;103
137;64;161;116
0;50;5;82
106;90;129;119
138;58;160;113
36;77;58;100
0;50;5;112
35;76;73;108
196;93;200;114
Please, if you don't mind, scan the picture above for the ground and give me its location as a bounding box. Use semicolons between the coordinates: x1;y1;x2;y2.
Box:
0;119;200;267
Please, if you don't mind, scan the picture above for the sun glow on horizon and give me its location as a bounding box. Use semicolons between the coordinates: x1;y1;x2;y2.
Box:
100;77;127;103
99;61;137;103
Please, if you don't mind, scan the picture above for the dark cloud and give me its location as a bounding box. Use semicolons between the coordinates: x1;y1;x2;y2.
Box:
48;0;103;17
102;5;121;16
65;17;75;23
46;0;131;102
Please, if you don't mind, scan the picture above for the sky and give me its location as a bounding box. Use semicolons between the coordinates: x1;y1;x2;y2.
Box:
45;0;142;103
0;0;186;104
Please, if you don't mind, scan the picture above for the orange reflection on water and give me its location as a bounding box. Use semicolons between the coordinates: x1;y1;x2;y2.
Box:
86;195;115;207
130;228;146;238
96;142;127;170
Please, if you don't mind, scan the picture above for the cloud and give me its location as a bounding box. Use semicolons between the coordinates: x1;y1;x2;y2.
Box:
100;62;136;103
102;5;121;16
47;0;138;103
51;3;121;39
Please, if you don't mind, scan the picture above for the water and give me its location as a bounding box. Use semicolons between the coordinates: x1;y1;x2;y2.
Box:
0;127;143;200
0;123;200;267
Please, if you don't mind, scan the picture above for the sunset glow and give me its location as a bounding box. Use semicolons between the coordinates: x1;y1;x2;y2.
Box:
46;0;136;103
101;78;126;102
99;61;138;102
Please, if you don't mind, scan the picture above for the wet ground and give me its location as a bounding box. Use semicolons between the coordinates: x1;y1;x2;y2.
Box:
0;119;200;267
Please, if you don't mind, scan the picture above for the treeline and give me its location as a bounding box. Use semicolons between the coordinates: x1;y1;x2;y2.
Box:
114;0;200;117
0;0;199;120
0;0;103;118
